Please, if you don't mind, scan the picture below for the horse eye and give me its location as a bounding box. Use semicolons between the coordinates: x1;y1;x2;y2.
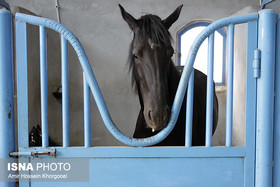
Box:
133;54;140;60
168;47;174;57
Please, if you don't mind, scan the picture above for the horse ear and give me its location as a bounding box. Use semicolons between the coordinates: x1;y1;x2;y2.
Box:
119;4;138;31
162;5;183;29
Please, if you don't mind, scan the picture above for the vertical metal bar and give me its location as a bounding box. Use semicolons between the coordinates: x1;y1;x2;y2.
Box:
83;73;91;147
61;36;69;147
0;9;16;187
16;20;29;148
244;20;258;187
185;70;194;147
205;33;214;147
273;14;280;187
255;10;276;187
39;26;49;147
16;16;29;187
226;24;234;147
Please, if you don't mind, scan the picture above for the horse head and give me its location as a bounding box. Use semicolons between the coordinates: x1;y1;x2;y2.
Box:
119;4;183;132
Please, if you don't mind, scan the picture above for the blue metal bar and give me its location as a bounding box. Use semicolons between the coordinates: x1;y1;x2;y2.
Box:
39;26;49;147
14;12;258;146
0;9;16;187
273;14;280;187
83;73;91;147
21;146;246;158
16;19;29;148
61;36;69;147
244;20;258;187
226;24;234;147
15;17;29;187
185;70;194;147
205;33;214;147
255;10;276;187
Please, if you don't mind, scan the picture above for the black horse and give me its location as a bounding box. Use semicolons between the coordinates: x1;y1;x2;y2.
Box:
119;5;218;146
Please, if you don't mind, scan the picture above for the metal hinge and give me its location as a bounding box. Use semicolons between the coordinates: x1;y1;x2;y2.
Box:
253;49;261;78
9;148;56;158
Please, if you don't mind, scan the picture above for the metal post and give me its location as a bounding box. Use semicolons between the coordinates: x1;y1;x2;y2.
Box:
255;10;276;187
185;70;194;147
205;33;214;147
244;19;258;187
0;9;16;187
61;36;69;147
39;26;49;147
83;73;91;147
226;24;234;147
273;14;280;187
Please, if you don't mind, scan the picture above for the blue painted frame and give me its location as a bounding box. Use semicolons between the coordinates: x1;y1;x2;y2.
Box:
6;9;280;186
177;21;226;85
13;12;258;186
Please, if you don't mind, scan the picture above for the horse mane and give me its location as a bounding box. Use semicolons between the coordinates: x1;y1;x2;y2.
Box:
127;14;173;92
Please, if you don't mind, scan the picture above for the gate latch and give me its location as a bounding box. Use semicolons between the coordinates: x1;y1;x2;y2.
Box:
253;49;261;78
9;148;56;158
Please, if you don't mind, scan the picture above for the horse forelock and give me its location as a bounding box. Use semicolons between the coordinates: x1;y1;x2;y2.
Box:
138;14;172;46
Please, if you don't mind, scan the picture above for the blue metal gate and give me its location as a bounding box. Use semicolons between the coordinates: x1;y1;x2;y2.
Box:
0;7;279;187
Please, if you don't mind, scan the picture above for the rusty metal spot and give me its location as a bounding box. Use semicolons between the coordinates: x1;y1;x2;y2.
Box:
8;111;11;119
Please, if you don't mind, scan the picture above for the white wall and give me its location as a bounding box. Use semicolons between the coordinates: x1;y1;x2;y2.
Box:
7;0;259;146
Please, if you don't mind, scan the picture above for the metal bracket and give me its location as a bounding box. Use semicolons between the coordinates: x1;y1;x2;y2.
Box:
253;49;261;78
9;148;56;158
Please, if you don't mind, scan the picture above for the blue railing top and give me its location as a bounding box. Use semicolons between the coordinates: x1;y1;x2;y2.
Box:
15;12;258;146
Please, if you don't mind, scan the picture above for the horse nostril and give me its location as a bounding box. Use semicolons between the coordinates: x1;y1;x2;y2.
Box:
148;110;152;121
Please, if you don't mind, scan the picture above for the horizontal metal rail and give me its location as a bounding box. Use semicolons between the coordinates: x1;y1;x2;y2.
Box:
18;146;246;158
15;12;258;147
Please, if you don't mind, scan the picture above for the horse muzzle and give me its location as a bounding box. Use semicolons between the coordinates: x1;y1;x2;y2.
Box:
144;105;170;132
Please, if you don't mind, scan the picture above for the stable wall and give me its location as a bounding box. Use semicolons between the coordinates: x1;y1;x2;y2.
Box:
7;0;259;146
